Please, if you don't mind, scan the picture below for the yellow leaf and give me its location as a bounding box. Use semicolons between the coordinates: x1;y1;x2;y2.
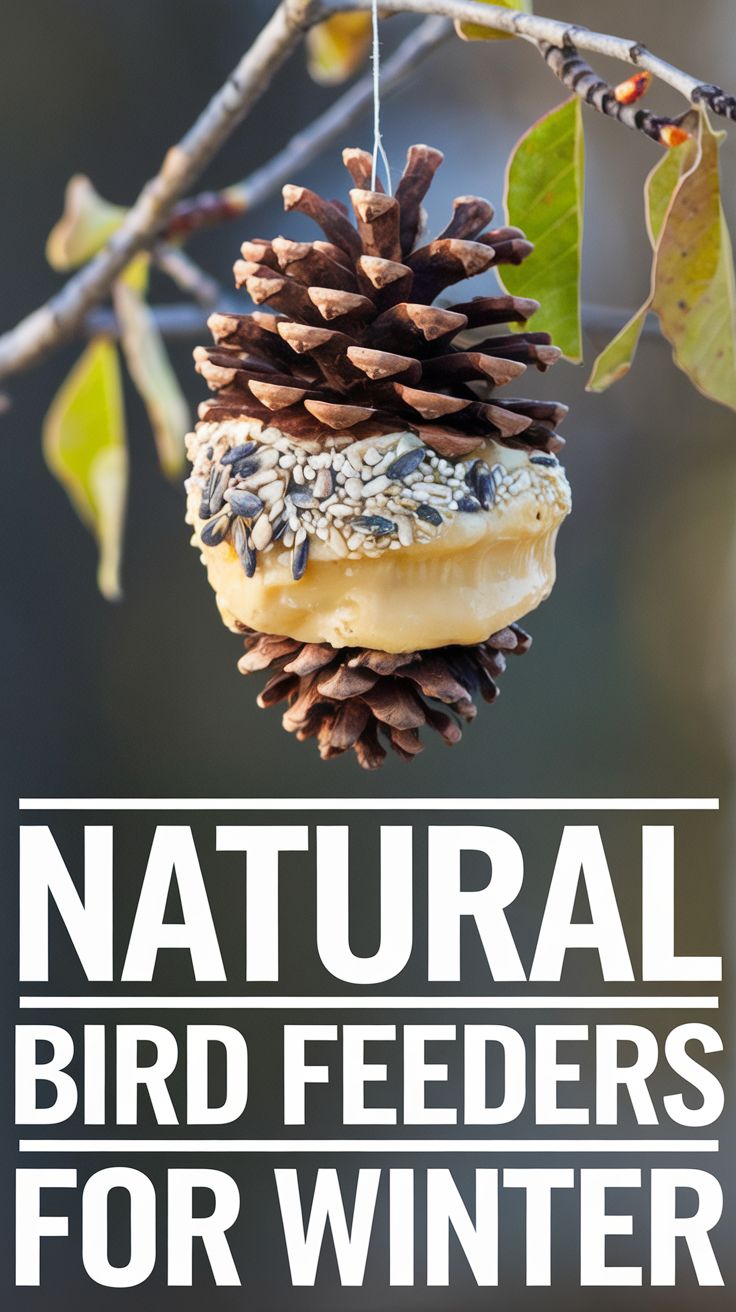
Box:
114;278;190;479
652;108;736;412
306;14;373;85
586;306;649;393
119;251;151;296
456;0;533;43
43;338;128;600
46;176;127;271
586;136;695;394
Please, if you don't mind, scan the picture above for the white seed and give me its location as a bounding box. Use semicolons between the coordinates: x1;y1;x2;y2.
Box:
259;478;284;503
245;467;281;490
347;533;364;551
345;476;363;499
316;526;329;541
397;433;422;454
364;447;382;466
329;526;348;556
362;474;391;497
347;446;364;471
314;468;333;499
292;464;305;484
372;453;394;476
304;465;316;481
283;529;295;549
328;503;353;518
268;498;285;521
279;453;296;469
251;515;273;550
295;526;307;546
394;514;414;547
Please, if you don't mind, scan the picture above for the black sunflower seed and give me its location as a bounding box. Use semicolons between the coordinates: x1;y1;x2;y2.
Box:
272;515;289;541
386;447;425;480
230;456;260;478
233;517;258;577
288;483;317;509
245;534;257;577
208;463;231;517
226;489;264;519
221;441;257;466
468;459;495;509
416;504;443;526
457;495;482;513
233;516;247;558
292;535;309;580
200;511;231;547
529;455;558;467
353;515;396;537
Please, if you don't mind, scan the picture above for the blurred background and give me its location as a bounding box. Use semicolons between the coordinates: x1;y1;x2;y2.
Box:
0;1;734;1307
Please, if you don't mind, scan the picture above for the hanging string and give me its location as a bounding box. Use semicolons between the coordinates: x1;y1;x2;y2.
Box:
371;0;393;194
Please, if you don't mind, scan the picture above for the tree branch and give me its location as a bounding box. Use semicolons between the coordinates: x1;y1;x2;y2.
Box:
332;0;736;114
166;15;451;241
1;0;734;389
0;0;319;382
83;299;660;343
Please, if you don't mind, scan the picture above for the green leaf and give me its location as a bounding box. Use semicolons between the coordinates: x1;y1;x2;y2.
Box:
586;141;692;393
114;277;189;479
586;306;649;392
501;97;584;362
47;176;127;271
456;0;533;42
43;338;128;600
652;109;736;412
306;14;372;85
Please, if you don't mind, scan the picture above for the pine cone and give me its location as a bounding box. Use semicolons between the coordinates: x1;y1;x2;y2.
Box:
237;623;532;768
187;144;572;767
194;143;568;458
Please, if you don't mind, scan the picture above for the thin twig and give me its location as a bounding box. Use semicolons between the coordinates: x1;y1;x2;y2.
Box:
166;15;450;239
83;299;661;342
0;0;319;381
331;0;736;112
537;42;687;143
152;245;222;307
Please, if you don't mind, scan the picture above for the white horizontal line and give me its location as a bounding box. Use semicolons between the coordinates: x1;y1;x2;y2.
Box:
18;996;720;1011
19;1139;719;1155
18;797;719;812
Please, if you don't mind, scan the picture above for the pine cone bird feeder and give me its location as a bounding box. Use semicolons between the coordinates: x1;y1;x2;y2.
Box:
185;145;572;767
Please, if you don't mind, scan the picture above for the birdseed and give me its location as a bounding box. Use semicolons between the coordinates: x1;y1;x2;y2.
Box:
187;419;570;582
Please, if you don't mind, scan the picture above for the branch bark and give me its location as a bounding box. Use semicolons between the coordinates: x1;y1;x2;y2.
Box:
332;0;736;110
0;0;319;381
0;0;734;387
166;15;450;240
